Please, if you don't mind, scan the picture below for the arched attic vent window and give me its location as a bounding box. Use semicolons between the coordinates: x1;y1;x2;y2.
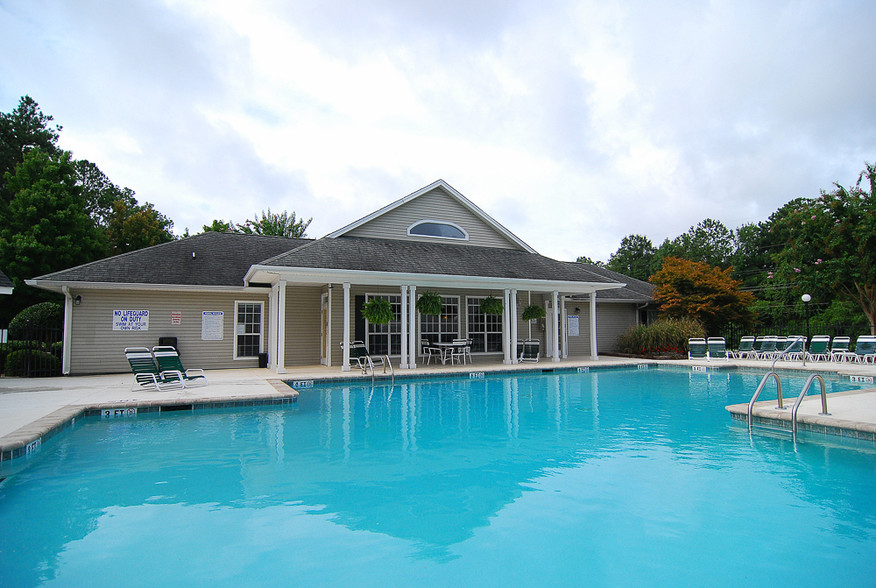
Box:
407;220;469;240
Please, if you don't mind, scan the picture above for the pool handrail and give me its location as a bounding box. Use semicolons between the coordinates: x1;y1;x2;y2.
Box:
791;374;829;437
748;371;784;429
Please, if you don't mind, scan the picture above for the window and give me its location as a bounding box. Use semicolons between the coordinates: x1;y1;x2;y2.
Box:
235;301;263;358
407;220;469;240
420;296;459;344
365;294;402;356
467;297;503;353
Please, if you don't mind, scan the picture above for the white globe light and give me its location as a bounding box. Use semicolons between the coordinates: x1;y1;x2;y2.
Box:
801;294;812;303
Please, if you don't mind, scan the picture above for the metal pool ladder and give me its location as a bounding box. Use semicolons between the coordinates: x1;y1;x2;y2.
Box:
747;371;830;440
362;355;394;386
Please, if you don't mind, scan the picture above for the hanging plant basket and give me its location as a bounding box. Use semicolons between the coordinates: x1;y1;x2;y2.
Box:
480;296;504;315
522;304;546;321
361;297;394;324
416;291;443;315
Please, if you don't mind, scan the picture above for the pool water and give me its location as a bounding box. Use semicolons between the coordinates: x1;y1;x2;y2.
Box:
1;367;875;586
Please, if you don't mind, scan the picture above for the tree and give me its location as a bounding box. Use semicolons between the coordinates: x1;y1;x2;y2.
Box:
770;162;876;333
0;149;107;321
606;234;656;281
202;219;233;233
650;256;755;333
235;208;311;238
576;255;604;266
105;199;174;254
0;95;62;197
659;218;735;269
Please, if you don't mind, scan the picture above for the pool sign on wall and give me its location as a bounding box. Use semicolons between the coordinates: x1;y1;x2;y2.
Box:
112;310;149;331
201;311;224;341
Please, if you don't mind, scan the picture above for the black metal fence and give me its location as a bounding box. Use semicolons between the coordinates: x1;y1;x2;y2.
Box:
718;322;874;350
0;326;63;377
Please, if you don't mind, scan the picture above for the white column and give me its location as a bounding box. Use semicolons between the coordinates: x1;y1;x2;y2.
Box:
400;285;409;368
342;282;351;371
510;289;519;364
561;295;568;359
552;290;560;363
408;285;417;369
590;292;598;360
276;280;286;374
267;284;278;369
326;286;333;367
503;289;512;364
61;286;73;375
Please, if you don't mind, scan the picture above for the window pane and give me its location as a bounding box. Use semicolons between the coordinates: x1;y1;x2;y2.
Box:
236;302;262;357
409;221;466;239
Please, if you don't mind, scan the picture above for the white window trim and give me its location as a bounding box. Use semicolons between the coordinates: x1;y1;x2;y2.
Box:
419;295;461;343
406;219;470;241
233;300;264;360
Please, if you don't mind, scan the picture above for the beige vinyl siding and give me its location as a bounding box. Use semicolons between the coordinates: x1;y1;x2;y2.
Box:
344;188;522;250
595;303;638;353
561;300;636;357
68;289;269;374
283;286;322;366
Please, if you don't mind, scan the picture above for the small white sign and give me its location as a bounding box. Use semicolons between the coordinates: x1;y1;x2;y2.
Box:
850;375;874;384
113;310;149;331
25;439;41;455
201;311;224;341
469;372;485;379
568;315;580;337
171;311;182;325
290;380;314;389
577;366;590;373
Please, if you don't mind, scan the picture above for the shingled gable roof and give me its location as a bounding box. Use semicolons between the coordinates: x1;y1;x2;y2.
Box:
0;268;12;294
28;232;312;292
573;263;655;302
249;236;622;288
325;179;537;253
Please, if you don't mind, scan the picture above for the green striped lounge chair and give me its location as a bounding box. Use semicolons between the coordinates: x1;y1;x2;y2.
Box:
124;347;184;391
520;339;540;363
829;337;852;362
152;346;208;387
851;335;876;364
754;336;777;360
731;336;756;359
688;338;708;360
707;337;729;361
782;336;806;361
805;335;831;362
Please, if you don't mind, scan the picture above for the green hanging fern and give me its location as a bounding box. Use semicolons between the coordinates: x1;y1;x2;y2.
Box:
522;304;546;321
361;297;394;324
480;295;504;315
416;291;443;315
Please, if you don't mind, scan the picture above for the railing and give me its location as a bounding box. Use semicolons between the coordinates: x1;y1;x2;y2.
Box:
747;372;784;429
791;374;829;437
0;326;63;377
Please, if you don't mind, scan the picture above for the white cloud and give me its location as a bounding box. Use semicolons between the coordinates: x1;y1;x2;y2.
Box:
1;0;874;259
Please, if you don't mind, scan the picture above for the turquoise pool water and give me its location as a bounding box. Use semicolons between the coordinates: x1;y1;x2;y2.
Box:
1;367;875;586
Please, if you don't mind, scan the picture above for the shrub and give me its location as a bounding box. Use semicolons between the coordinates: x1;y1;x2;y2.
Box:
480;296;504;315
416;291;443;315
8;302;63;338
522;304;546;321
616;317;705;355
4;349;61;377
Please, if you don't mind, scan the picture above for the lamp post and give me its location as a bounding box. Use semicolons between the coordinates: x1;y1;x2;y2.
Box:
801;294;811;365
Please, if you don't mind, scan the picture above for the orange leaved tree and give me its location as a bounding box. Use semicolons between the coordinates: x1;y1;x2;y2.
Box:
650;257;755;334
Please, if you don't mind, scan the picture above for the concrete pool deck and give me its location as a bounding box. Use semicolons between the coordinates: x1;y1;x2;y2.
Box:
2;356;876;462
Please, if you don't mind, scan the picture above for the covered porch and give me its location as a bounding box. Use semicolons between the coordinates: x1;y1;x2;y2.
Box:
254;271;621;374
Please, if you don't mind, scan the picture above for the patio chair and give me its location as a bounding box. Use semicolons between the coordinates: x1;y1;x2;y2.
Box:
688;338;708;360
754;336;777;360
152;346;208;387
706;337;729;361
851;335;876;364
124;347;184;391
829;336;852;362
449;338;471;365
780;336;806;362
730;336;756;359
449;339;468;365
420;339;441;365
805;335;831;362
343;341;386;373
520;339;540;363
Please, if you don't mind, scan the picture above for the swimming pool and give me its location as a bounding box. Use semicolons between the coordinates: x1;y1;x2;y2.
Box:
1;367;874;586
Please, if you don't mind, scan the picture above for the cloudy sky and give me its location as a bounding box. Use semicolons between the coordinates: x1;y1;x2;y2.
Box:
2;0;874;262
